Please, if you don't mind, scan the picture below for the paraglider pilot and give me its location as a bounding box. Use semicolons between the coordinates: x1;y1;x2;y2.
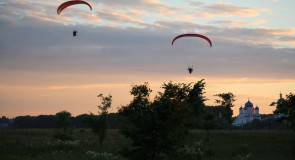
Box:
73;30;77;37
188;66;193;74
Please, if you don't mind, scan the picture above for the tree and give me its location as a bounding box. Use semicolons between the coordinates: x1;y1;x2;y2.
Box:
202;111;217;142
119;81;206;160
85;93;112;145
56;110;71;133
0;116;9;123
187;79;207;115
215;92;236;126
0;116;10;129
187;79;207;128
272;92;295;131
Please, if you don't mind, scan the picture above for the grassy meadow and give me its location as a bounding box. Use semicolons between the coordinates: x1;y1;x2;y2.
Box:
0;129;294;160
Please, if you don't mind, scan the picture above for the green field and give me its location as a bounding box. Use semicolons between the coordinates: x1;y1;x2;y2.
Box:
0;129;294;160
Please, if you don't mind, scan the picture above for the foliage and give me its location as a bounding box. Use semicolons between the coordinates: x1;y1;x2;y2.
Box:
53;129;75;141
204;106;230;129
84;94;112;145
56;110;72;134
71;114;91;128
237;153;252;160
0;116;11;129
119;81;206;160
187;79;207;115
97;94;112;114
10;114;92;129
84;114;107;145
175;141;204;160
214;92;236;125
0;116;9;123
202;112;217;131
12;115;57;128
86;151;126;160
201;111;217;142
235;118;289;130
273;92;295;131
47;139;80;151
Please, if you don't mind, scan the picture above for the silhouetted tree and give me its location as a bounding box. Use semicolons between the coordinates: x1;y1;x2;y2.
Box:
84;94;112;145
12;115;57;128
203;111;217;142
0;116;9;123
56;110;71;133
13;116;34;128
0;116;10;128
72;114;90;128
119;81;206;160
188;79;207;123
272;92;295;131
215;92;236;127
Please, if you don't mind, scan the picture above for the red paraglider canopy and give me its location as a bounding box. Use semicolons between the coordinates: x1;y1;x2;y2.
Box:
57;0;92;15
172;34;212;48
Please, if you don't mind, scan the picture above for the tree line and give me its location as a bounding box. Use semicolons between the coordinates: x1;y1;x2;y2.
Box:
0;113;122;129
1;91;291;132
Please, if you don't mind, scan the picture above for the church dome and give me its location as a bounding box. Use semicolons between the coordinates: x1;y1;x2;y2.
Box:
255;106;259;110
245;100;253;108
239;106;243;110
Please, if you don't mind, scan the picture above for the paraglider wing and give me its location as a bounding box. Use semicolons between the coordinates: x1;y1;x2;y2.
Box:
57;0;92;15
171;34;212;48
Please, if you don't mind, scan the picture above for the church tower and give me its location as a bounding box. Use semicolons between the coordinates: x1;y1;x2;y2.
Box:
239;106;244;114
255;106;259;115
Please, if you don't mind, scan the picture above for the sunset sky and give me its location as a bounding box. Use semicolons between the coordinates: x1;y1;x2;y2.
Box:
1;0;295;118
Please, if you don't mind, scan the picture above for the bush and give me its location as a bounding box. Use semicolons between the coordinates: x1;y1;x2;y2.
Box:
237;153;252;160
86;151;126;160
53;129;75;141
47;140;80;151
175;141;204;160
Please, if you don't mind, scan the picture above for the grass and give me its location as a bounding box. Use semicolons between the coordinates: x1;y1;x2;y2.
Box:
190;130;295;160
0;129;294;160
0;129;129;160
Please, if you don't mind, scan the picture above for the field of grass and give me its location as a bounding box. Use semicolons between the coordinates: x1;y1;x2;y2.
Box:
0;129;294;160
190;130;295;160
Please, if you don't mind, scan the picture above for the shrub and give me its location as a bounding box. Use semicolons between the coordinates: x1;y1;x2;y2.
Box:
237;153;252;160
175;141;204;160
86;151;126;160
47;140;80;151
53;130;75;141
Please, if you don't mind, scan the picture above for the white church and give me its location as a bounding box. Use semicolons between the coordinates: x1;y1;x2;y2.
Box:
232;99;261;126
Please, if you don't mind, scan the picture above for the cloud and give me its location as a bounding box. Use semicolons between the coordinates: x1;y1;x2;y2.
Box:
1;0;270;29
1;0;295;83
1;14;295;84
198;2;268;18
276;36;295;45
95;9;153;27
210;19;267;27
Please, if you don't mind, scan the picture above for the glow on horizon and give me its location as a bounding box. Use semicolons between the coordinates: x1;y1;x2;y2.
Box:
1;77;293;118
0;0;294;118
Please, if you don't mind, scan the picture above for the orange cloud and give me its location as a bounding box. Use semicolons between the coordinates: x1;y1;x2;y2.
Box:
212;19;267;26
200;2;268;18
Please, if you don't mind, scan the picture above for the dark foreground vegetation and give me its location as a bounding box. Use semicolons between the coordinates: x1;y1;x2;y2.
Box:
0;129;294;160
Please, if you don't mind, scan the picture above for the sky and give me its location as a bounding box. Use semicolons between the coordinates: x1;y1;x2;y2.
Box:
0;0;295;118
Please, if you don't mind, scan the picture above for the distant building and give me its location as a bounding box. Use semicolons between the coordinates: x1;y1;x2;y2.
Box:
232;100;261;126
274;93;285;119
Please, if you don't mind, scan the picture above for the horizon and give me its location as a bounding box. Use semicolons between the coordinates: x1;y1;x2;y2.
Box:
1;0;294;118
